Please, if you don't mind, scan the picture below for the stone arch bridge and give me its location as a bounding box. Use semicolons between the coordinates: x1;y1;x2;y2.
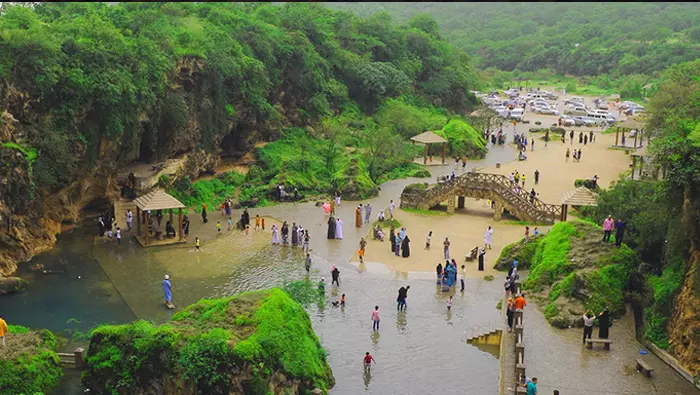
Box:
400;171;563;224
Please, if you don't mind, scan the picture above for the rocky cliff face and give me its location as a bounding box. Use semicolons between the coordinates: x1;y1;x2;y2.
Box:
667;249;699;377
0;58;255;277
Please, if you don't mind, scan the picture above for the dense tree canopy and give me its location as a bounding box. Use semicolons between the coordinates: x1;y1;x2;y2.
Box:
327;2;700;77
0;2;479;192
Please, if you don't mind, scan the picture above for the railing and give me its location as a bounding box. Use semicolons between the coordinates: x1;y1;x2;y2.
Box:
401;171;562;223
58;348;86;369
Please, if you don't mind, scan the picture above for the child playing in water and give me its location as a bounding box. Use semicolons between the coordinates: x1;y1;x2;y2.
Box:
261;218;265;230
460;265;466;292
358;248;364;264
195;237;201;251
425;231;432;250
340;294;346;306
245;225;250;236
255;215;261;230
447;296;454;311
227;217;232;231
217;221;221;233
363;352;376;371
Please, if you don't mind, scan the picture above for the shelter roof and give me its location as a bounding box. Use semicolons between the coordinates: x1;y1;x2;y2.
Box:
561;186;599;206
134;189;185;211
411;131;447;144
617;118;645;130
631;145;648;157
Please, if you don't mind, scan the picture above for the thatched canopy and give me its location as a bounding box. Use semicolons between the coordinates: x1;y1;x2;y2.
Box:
134;189;185;211
617;118;645;130
561;187;599;206
411;131;447;144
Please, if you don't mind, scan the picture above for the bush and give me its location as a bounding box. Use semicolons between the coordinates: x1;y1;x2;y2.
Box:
435;119;487;159
0;325;63;395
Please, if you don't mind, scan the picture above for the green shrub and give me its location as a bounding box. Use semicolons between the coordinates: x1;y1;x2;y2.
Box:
523;222;577;291
434;119;487;159
0;325;63;395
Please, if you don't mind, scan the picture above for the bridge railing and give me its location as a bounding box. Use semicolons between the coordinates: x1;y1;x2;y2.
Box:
401;172;562;222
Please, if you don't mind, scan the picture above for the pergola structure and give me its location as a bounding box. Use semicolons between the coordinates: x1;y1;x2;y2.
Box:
614;118;646;148
133;189;185;246
630;145;648;180
411;131;448;165
560;186;599;221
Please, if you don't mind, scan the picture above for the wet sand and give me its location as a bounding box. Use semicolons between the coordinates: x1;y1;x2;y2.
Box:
355;203;530;277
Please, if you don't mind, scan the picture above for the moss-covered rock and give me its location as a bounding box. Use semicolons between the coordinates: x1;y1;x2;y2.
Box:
435;119;487;159
521;221;637;328
83;288;335;395
333;156;379;200
0;325;63;395
494;235;543;270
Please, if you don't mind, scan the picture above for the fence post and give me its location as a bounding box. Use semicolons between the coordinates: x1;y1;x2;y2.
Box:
74;348;85;369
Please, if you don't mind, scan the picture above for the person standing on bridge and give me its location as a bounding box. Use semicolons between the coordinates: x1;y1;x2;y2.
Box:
484;226;494;250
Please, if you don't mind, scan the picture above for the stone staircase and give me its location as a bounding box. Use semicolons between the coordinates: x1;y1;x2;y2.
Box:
400;171;562;224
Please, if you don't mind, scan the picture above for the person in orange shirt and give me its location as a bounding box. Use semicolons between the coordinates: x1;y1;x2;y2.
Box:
513;293;527;310
0;314;8;346
358;248;364;264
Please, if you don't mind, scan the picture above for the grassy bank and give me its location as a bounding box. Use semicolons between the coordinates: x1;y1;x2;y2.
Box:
0;325;63;395
83;288;334;394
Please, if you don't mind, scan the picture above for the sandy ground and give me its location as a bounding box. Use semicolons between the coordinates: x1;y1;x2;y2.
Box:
356;202;531;278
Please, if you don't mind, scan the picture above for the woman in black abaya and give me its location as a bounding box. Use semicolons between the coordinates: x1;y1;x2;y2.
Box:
327;216;336;239
401;235;411;258
598;308;611;339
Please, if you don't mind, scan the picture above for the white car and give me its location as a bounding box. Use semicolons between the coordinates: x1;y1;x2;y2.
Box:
508;109;524;121
536;107;559;116
565;97;585;105
560;117;576;127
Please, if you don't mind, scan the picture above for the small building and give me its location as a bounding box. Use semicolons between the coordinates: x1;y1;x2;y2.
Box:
411;131;448;165
133;190;186;246
560;186;599;221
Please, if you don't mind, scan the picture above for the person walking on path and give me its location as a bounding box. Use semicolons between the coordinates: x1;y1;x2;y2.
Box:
389;200;395;219
303;230;310;252
364;352;376;371
163;275;174;308
331;264;340;286
615;218;625;247
394;233;401;256
602;215;614;242
531;138;535;151
523;377;538;395
484;226;494;250
365;203;372;224
201;203;208;224
478;247;486;271
578;148;582;161
569;130;574;145
335;217;344;240
582;310;595;344
425;231;432;250
355;205;362;228
447;295;454;311
506;296;515;332
443;237;451;259
272;225;280;245
116;227;121;247
371;306;380;331
598;308;611;339
460;265;466;292
400;234;411;258
565;148;570;162
534;169;540;185
305;253;311;273
0;315;8;346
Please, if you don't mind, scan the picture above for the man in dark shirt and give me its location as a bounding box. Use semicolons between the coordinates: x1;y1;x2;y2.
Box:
615;218;626;247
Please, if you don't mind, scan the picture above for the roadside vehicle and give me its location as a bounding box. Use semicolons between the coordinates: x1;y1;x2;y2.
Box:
565;106;588;116
560;116;576;126
626;108;645;116
507;108;524;121
565;97;585;105
536;107;559;116
571;116;586;126
577;116;598;127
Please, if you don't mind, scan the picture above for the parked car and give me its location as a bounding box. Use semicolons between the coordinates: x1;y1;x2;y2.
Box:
565;106;588;116
565;97;585;105
626;108;645;116
536;107;560;116
507;108;524;121
559;116;576;127
571;117;586;126
576;116;598;127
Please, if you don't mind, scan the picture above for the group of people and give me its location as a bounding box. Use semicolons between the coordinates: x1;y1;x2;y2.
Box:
565;147;584;162
272;221;310;251
602;215;626;247
389;225;411;258
484;128;507;146
436;259;466;292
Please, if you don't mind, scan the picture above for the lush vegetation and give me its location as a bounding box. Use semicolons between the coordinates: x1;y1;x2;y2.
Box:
83;288;334;394
0;2;480;208
494;235;542;270
515;221;638;328
578;59;699;354
0;325;63;395
327;3;700;77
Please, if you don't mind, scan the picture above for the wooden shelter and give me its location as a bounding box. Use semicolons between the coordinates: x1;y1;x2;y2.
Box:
630;145;648;180
614;118;646;148
133;189;186;246
411;131;448;165
560;186;599;221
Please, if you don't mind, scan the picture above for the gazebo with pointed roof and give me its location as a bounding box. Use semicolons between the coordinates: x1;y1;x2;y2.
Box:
411;131;448;165
133;189;186;246
613;117;647;148
559;186;599;221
